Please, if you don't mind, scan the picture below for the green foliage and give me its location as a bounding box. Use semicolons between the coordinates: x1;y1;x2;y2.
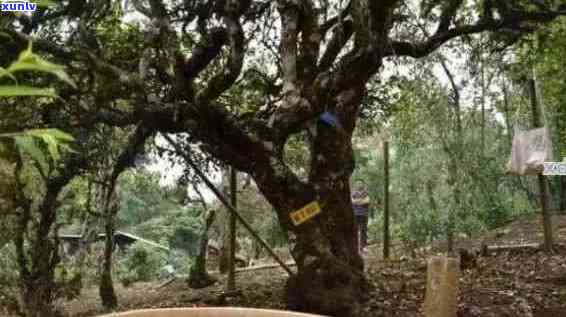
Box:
0;86;56;97
168;213;202;256
0;42;75;97
353;65;537;247
117;242;167;284
1;129;75;176
0;243;19;290
115;169;204;257
0;42;76;175
117;169;171;227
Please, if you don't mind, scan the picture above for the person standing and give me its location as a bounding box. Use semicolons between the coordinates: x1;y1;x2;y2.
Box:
352;181;370;254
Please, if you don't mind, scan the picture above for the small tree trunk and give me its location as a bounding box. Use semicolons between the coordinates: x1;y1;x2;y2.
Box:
447;162;460;255
480;53;486;157
14;160;73;317
218;169;231;274
383;140;390;260
99;186;118;309
73;182;99;293
20;276;57;317
438;56;463;256
528;78;554;252
227;167;237;291
188;209;217;289
18;228;61;317
426;180;439;241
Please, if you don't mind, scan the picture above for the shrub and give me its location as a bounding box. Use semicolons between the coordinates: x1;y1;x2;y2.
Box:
117;242;166;284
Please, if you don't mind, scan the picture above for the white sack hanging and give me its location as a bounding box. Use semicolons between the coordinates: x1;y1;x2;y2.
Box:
506;127;553;175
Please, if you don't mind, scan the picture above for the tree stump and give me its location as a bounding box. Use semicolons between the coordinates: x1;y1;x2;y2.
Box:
423;256;460;317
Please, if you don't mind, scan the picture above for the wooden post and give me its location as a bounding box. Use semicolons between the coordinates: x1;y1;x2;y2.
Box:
383;141;390;260
423;256;460;317
528;78;554;252
227;167;237;291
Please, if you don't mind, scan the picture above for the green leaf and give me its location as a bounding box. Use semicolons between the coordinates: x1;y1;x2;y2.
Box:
25;129;74;143
0;67;16;82
7;43;76;88
27;129;77;161
14;135;49;174
1;129;76;174
45;134;60;161
0;86;56;97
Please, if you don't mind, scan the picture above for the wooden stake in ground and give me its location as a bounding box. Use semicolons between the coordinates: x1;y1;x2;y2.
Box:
227;167;237;291
383;140;390;260
423;256;460;317
528;77;554;252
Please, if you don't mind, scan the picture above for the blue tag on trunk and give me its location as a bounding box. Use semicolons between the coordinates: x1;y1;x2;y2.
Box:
319;111;342;129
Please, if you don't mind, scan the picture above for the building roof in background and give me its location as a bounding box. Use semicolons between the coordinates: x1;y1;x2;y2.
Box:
59;231;169;251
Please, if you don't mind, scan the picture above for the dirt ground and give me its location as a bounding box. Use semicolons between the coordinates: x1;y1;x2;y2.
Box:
51;214;566;316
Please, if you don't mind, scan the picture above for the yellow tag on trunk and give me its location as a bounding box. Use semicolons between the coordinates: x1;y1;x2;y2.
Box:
290;201;321;226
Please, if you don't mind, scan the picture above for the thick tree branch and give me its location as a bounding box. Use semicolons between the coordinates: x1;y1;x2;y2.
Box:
317;19;354;72
180;27;228;82
386;9;564;58
195;1;247;105
102;124;152;214
277;0;300;95
297;0;321;84
85;51;144;89
319;1;352;35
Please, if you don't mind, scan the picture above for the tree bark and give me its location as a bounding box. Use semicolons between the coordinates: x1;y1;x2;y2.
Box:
99;185;118;309
383;140;390;260
227;167;237;291
438;56;463;255
72;180;99;293
218;169;231;274
528;78;554;252
188;209;217;289
14;158;78;317
251;88;370;317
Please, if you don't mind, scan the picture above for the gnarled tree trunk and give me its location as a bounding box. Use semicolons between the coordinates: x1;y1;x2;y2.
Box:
14;159;78;317
252;88;371;316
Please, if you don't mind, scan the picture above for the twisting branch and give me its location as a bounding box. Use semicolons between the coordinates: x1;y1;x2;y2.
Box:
179;27;228;82
195;0;248;104
319;1;352;35
85;51;144;89
277;0;300;95
317;19;354;72
386;7;565;58
297;0;321;84
102;124;153;211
